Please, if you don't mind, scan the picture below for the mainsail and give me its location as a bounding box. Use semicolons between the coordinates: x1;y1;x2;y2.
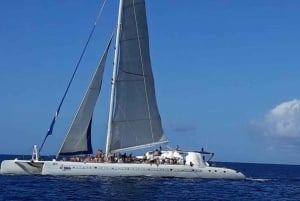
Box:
109;0;167;152
58;37;113;156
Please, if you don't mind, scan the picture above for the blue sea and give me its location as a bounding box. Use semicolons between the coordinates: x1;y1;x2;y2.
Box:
0;155;300;201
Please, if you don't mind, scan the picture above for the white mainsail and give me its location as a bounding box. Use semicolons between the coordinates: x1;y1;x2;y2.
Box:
108;0;167;153
57;37;113;157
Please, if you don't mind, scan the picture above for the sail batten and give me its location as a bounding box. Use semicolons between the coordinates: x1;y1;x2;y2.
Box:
57;36;113;157
109;0;166;152
111;140;169;153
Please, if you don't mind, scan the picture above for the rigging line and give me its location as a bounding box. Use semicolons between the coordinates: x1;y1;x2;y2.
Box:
39;0;107;153
132;0;155;142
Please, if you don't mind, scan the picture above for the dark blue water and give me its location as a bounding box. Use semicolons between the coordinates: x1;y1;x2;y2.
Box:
1;155;300;201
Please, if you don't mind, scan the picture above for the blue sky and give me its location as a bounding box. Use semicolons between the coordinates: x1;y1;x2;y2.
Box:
1;0;300;165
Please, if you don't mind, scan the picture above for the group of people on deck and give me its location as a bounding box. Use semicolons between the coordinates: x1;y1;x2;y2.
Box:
67;149;137;163
64;145;184;165
68;149;105;163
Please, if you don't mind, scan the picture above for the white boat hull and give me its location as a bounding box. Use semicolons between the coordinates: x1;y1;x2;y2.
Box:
41;161;245;179
1;160;44;175
1;151;245;179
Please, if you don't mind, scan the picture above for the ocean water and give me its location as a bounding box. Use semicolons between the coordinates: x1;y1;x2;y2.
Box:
0;155;300;201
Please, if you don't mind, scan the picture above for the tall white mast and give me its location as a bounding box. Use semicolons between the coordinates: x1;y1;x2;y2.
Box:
105;0;123;156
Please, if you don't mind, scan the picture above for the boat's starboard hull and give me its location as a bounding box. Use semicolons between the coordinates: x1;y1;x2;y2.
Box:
42;161;245;179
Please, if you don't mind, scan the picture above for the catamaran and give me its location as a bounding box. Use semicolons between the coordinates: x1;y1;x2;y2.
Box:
1;0;245;179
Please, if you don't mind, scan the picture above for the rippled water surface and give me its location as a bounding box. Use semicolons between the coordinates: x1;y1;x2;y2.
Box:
1;155;300;201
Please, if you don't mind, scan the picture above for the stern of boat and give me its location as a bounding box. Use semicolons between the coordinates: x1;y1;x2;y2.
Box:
1;159;43;175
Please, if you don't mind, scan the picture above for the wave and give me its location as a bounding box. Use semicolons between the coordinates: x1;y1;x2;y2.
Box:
246;177;272;182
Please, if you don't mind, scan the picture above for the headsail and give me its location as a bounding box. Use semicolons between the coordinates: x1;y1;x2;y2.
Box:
109;0;167;152
57;36;113;157
39;0;108;153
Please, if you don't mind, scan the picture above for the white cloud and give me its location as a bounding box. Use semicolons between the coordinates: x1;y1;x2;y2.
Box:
263;99;300;138
250;99;300;146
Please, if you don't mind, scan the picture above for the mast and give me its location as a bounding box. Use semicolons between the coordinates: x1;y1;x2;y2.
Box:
105;0;123;156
